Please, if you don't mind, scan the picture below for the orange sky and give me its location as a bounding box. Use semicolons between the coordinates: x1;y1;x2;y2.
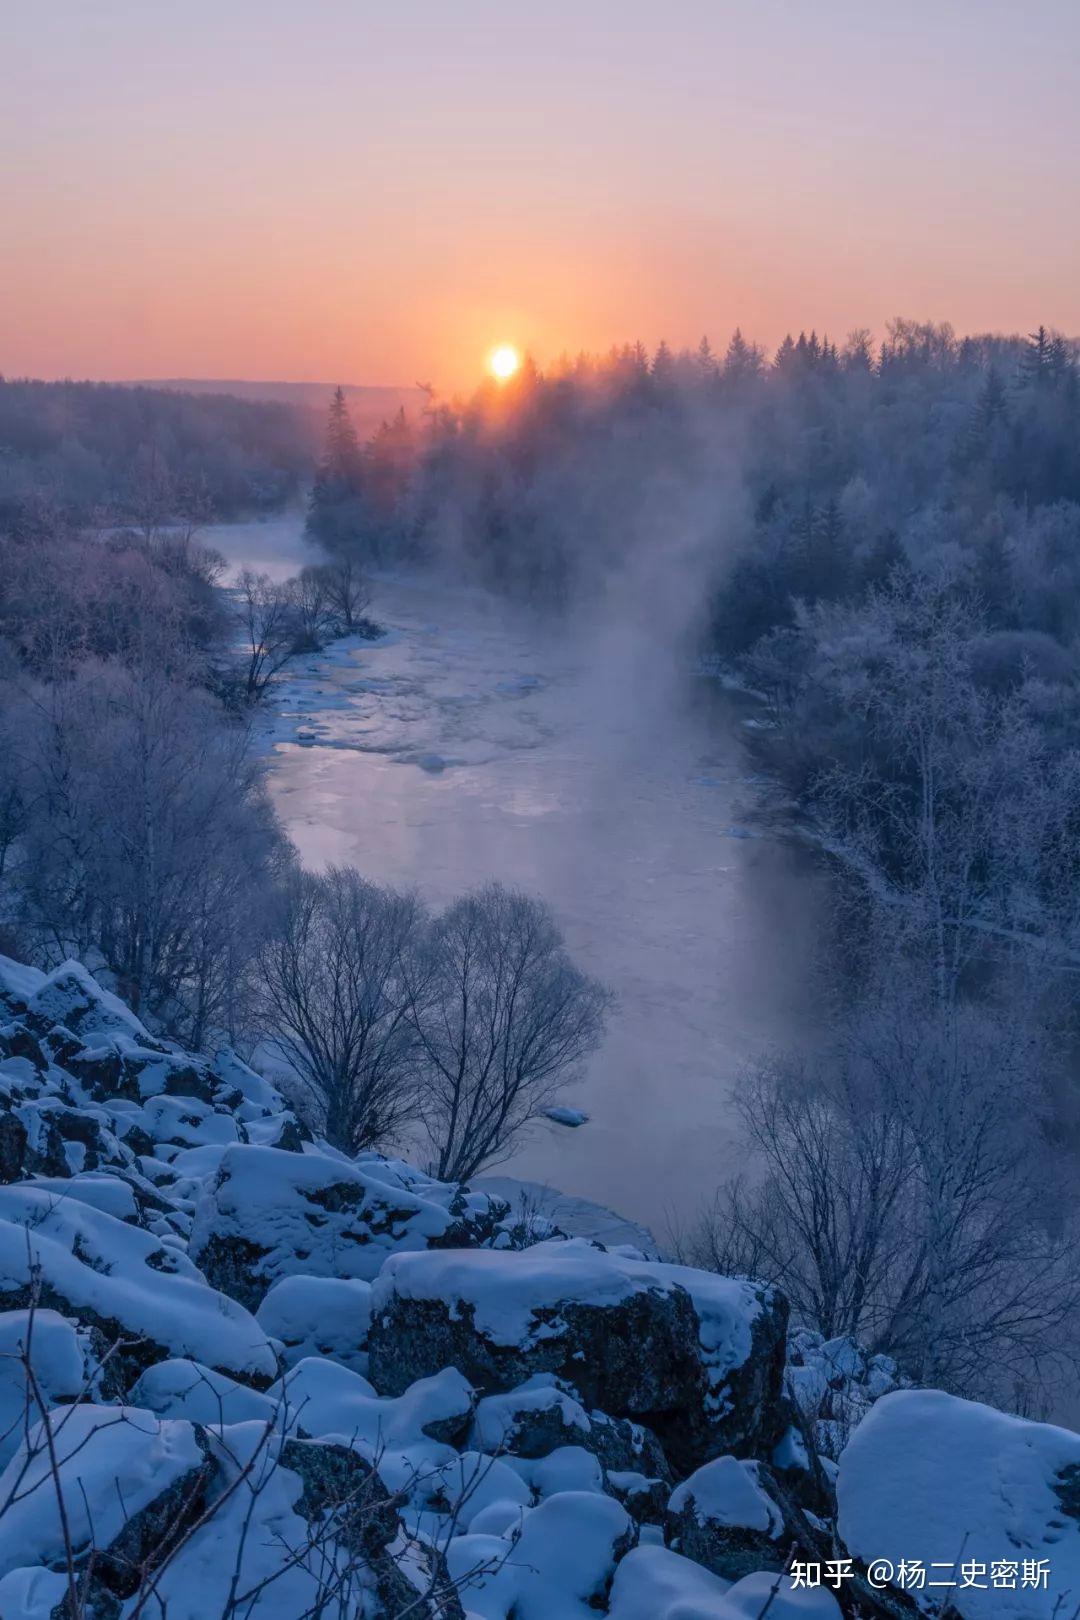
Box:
3;1;1078;394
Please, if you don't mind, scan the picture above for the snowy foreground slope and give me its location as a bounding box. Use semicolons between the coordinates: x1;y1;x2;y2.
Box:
1;957;1079;1617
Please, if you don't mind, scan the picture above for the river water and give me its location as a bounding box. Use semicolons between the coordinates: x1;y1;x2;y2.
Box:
212;516;818;1236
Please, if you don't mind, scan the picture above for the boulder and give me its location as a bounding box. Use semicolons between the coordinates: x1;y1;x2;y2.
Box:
0;1184;277;1386
470;1373;671;1479
369;1240;786;1472
256;1273;373;1374
0;1308;103;1467
445;1489;636;1619
608;1546;842;1619
369;1241;702;1414
0;1404;211;1599
189;1143;485;1310
664;1454;788;1581
837;1389;1080;1620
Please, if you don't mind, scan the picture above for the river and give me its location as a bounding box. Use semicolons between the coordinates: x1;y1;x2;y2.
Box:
212;515;819;1237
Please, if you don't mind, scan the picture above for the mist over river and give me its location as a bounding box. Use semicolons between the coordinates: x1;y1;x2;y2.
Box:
214;516;819;1235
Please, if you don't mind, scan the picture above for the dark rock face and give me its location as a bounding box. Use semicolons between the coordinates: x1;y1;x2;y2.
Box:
282;1437;399;1559
0;1110;27;1183
87;1433;213;1600
370;1286;705;1441
669;1280;790;1471
471;1376;672;1481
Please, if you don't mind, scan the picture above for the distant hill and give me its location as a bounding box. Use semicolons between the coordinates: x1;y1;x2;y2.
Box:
131;378;425;439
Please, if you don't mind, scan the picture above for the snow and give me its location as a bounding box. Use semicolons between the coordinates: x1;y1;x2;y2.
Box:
0;1566;68;1619
119;1418;373;1620
605;1543;733;1618
470;1374;591;1452
476;1175;659;1253
608;1547;842;1619
130;1358;280;1428
0;1184;278;1382
541;1106;590;1127
408;1450;531;1538
24;959;151;1042
24;1173;140;1223
725;1572;842;1618
837;1388;1080;1619
276;1357;473;1455
0;1309;91;1466
447;1490;633;1620
189;1142;458;1295
0;1404;204;1580
372;1237;679;1347
644;1263;766;1405
255;1274;372;1374
0;954;46;1010
669;1455;785;1537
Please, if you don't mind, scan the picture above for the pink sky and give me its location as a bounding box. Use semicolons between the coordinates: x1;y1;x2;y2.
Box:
3;1;1078;393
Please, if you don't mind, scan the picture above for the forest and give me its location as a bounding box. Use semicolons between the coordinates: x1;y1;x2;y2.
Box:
0;377;314;534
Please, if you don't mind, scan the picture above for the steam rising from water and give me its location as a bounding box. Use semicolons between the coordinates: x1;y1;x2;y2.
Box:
217;514;819;1233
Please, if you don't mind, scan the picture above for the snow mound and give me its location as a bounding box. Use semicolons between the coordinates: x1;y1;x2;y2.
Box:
256;1274;373;1374
837;1389;1080;1619
0;1184;277;1384
189;1141;468;1308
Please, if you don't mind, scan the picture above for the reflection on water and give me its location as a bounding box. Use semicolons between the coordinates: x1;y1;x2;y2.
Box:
213;517;819;1234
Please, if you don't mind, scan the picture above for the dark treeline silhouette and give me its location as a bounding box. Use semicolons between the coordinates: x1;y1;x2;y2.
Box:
0;377;314;535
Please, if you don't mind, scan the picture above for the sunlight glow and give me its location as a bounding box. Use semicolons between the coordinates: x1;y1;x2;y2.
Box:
488;343;521;381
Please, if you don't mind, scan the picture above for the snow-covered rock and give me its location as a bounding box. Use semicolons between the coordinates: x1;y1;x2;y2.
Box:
0;1404;209;1590
5;950;1061;1619
665;1455;787;1581
0;1183;278;1385
446;1489;635;1619
189;1142;497;1309
470;1372;671;1478
0;1308;98;1466
837;1388;1080;1619
256;1273;373;1373
370;1240;786;1471
608;1547;842;1618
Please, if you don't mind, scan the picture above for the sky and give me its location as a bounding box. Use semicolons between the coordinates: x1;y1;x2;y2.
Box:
3;0;1079;393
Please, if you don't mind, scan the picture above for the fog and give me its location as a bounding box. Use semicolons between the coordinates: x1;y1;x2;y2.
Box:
213;514;819;1232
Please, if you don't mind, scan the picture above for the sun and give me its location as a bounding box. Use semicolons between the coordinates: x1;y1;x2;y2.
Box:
488;343;521;381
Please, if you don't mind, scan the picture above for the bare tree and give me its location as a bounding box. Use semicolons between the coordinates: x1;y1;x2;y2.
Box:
413;883;611;1181
691;974;1080;1411
323;555;372;634
234;569;299;701
255;868;428;1153
290;565;338;650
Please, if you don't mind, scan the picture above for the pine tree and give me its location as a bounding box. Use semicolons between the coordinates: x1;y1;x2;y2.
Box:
306;387;366;548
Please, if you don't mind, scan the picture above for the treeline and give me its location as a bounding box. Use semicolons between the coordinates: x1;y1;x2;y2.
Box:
306;318;1080;608
0;377;314;534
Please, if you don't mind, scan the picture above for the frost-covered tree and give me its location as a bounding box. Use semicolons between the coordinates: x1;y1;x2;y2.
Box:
256;868;428;1153
413;884;611;1181
691;974;1080;1410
